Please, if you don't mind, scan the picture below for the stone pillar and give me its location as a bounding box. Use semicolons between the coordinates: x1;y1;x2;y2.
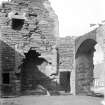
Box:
70;52;76;95
75;54;94;95
96;25;105;102
0;34;2;97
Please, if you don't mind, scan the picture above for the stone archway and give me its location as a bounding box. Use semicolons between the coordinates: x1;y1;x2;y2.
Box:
75;39;97;95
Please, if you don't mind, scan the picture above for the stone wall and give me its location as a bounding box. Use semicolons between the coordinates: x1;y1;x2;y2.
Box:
0;0;104;97
57;36;75;71
75;26;105;95
96;25;105;100
0;0;58;96
75;31;96;95
75;54;94;95
57;36;75;93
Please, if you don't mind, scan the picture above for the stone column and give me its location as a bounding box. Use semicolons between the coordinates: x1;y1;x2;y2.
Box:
96;25;105;103
0;35;2;97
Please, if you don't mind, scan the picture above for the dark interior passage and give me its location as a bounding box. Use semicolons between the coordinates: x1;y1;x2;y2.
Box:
60;71;71;92
2;73;10;84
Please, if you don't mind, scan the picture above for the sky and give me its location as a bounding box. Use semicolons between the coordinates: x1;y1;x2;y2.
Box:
0;0;104;64
49;0;105;37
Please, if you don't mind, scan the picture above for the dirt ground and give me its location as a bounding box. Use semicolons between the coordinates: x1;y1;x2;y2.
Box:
0;95;103;105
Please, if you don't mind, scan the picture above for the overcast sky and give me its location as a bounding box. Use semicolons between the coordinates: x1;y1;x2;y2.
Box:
50;0;105;37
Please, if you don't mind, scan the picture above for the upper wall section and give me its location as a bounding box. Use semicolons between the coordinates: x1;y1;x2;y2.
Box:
96;25;105;51
0;0;59;53
57;37;75;71
0;0;59;74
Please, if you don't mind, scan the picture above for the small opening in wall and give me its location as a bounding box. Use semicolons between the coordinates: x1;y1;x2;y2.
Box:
12;18;24;30
15;12;19;15
2;73;10;84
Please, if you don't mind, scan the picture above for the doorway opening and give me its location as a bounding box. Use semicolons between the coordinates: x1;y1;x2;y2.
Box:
60;71;71;93
1;72;13;96
75;39;97;95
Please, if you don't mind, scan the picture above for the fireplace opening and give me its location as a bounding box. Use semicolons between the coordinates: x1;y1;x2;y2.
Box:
12;18;24;30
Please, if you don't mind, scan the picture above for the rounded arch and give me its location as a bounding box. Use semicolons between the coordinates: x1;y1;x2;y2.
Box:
75;38;97;95
76;39;97;57
75;29;96;54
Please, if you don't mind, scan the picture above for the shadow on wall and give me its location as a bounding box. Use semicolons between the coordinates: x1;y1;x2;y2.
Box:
0;40;60;97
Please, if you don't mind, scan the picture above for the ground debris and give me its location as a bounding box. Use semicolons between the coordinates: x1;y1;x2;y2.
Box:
0;99;21;105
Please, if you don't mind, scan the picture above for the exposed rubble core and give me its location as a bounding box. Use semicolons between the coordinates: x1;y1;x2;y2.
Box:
0;0;59;96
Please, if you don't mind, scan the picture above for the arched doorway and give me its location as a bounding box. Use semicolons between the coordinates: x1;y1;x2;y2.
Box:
75;39;97;95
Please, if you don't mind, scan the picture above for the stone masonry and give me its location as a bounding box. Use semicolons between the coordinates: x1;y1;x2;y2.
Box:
0;0;59;96
57;37;75;92
0;0;105;97
57;37;75;71
75;31;96;95
96;25;105;101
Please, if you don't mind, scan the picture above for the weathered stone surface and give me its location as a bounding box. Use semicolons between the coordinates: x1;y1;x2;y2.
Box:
0;0;59;96
75;54;94;95
96;25;105;100
57;36;75;71
0;0;104;97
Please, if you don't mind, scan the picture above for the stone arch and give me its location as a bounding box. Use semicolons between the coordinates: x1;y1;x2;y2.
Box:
75;37;97;95
76;39;97;57
75;29;96;54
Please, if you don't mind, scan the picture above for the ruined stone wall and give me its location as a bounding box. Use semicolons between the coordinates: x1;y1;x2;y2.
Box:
75;54;94;95
75;30;96;95
57;36;75;93
0;0;58;96
57;36;75;71
96;25;105;100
